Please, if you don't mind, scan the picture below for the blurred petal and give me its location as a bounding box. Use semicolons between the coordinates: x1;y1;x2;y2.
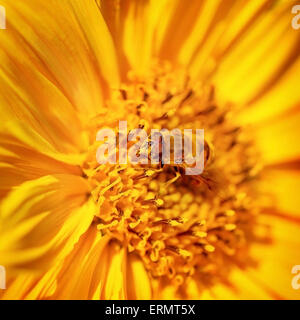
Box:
249;215;300;300
211;269;273;300
0;228;108;300
250;110;300;164
69;0;120;90
178;0;236;68
0;272;50;300
127;254;152;299
102;241;127;299
52;228;110;300
0;175;94;271
0;54;87;153
236;59;300;124
156;0;207;63
0;0;119;126
214;1;300;105
0;121;84;198
261;169;300;218
100;0;166;75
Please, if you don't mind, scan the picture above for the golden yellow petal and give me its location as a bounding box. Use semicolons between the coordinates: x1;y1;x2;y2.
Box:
249;215;300;300
0;271;53;300
0;57;87;153
213;1;300;105
0;228;106;300
52;229;110;300
178;0;234;67
152;281;180;300
250;110;300;164
0;174;94;271
0;124;84;199
211;268;273;300
69;0;120;90
126;254;152;300
101;241;127;300
0;0;119;124
100;0;166;76
0;120;87;166
261;169;300;217
236;59;300;124
156;0;206;63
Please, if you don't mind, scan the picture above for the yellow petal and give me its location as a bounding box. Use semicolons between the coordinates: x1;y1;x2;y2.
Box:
0;120;87;166
0;264;60;300
178;0;232;67
260;169;300;217
69;0;120;90
152;281;180;300
0;229;110;300
102;241;127;300
249;215;300;300
236;59;300;125
0;174;94;271
0;0;119;124
212;268;273;300
127;254;152;299
0;59;87;154
0;123;84;199
100;0;166;75
250;110;300;164
55;236;128;300
214;1;300;105
52;229;110;300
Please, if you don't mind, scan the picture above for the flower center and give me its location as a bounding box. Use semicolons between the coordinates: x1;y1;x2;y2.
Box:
82;62;266;288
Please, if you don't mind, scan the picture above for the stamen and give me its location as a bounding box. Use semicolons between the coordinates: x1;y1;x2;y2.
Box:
83;62;265;290
204;244;215;253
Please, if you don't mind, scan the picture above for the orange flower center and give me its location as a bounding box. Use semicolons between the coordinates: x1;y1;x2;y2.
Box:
82;62;268;287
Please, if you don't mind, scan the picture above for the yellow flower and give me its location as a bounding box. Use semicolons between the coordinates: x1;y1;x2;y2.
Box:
0;0;300;300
